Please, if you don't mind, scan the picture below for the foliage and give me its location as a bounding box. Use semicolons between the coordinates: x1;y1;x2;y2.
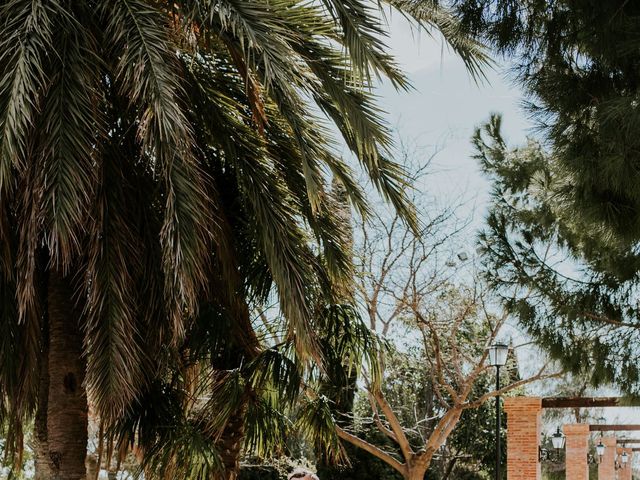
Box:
542;464;597;480
323;344;513;480
444;375;506;480
474;114;640;395
238;466;281;480
452;0;640;241
446;0;640;394
317;440;404;480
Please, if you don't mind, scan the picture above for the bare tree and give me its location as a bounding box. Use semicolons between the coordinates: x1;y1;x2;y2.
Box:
335;153;561;480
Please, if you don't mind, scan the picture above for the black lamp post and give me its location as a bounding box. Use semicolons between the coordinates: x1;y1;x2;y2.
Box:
488;343;509;480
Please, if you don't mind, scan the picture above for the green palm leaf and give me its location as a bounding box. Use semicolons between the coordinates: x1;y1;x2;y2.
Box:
389;0;492;81
0;0;53;194
84;139;148;418
321;0;407;86
38;9;102;267
103;0;211;338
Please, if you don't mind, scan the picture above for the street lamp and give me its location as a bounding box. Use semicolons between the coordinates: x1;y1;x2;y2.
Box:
489;342;509;480
596;439;606;462
592;418;606;464
551;427;566;450
539;427;566;463
615;452;629;470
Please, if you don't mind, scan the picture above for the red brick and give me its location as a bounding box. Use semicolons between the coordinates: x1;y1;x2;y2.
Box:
564;424;590;480
505;397;542;480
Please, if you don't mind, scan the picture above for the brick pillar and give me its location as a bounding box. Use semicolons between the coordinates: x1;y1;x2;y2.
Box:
504;397;542;480
597;436;616;480
564;424;590;480
617;447;632;480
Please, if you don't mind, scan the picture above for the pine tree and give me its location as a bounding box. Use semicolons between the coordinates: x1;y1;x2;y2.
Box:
452;0;640;242
444;0;640;394
474;114;640;395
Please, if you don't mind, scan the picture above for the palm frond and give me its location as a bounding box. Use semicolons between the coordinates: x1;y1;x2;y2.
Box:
0;0;53;194
84;139;148;419
120;380;224;480
236;159;321;361
243;398;291;458
139;420;223;480
125;158;168;352
0;276;30;470
321;0;407;87
188;0;415;229
260;108;355;289
184;55;324;360
187;0;309;92
387;0;492;81
15;159;43;322
318;304;385;388
159;151;211;341
200;369;247;436
195;0;331;213
38;9;102;268
295;395;346;464
247;348;302;408
207;194;262;357
103;0;211;339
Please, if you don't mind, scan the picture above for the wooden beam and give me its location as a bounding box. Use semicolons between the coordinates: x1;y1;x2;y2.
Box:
617;439;640;443
542;397;624;408
590;425;640;432
633;448;640;452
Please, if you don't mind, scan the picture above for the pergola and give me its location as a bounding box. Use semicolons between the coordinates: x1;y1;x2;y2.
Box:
505;397;640;480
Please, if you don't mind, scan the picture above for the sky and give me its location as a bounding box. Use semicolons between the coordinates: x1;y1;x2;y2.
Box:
379;13;640;438
379;13;535;358
379;13;531;227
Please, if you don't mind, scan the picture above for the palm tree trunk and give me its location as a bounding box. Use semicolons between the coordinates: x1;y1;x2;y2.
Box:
34;314;51;480
216;406;246;480
85;454;98;480
46;269;88;480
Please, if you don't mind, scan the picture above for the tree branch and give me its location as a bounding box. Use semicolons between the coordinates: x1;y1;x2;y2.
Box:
465;366;564;409
367;392;399;443
372;388;415;461
336;426;407;476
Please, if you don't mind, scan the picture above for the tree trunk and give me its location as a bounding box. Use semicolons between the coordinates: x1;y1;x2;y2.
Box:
46;269;88;480
406;465;427;480
215;406;246;480
35;402;51;480
34;312;51;480
85;454;98;480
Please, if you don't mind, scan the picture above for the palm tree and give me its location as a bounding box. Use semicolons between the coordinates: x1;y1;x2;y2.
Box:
0;1;487;479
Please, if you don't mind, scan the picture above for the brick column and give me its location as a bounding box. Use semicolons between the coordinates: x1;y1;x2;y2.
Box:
617;447;632;480
597;436;616;480
504;397;542;480
564;424;590;480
